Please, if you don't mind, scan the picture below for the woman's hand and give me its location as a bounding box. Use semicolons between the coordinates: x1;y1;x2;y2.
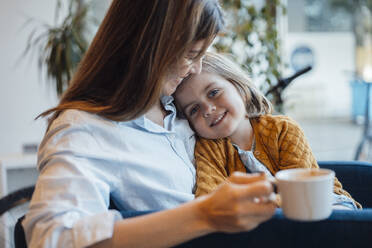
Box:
195;172;276;233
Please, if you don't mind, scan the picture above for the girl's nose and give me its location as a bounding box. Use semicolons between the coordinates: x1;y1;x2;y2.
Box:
203;104;216;118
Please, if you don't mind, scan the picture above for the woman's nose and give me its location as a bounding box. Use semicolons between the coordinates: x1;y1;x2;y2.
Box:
190;57;202;74
203;104;216;118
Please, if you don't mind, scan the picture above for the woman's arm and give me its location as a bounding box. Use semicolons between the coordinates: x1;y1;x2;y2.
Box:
90;172;276;248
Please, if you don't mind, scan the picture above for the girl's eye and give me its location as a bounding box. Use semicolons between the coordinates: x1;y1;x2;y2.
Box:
189;105;199;116
208;89;220;98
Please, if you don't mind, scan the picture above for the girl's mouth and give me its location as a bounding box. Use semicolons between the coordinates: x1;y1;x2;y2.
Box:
210;111;227;127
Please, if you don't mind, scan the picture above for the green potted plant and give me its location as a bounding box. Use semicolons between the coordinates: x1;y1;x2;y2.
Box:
24;0;89;96
213;0;287;112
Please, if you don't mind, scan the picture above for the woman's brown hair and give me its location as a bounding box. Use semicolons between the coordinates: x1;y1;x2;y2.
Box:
176;52;273;118
39;0;224;125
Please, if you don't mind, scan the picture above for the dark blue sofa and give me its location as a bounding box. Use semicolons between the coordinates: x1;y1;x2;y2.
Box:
14;161;372;247
121;161;372;248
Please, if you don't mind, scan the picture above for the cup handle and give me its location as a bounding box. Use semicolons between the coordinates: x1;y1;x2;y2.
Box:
267;177;281;207
268;177;278;194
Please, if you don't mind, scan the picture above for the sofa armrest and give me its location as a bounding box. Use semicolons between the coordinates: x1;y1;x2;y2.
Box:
318;160;372;208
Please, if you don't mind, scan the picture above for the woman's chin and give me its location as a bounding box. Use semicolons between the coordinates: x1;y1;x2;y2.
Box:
164;80;183;96
162;88;175;96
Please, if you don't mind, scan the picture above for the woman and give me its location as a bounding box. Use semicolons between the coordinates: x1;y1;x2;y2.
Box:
23;1;276;247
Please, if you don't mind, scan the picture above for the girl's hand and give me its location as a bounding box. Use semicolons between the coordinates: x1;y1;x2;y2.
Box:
195;172;276;233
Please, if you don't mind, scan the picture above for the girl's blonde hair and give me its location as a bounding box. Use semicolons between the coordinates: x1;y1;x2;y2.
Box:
199;52;273;117
38;0;224;127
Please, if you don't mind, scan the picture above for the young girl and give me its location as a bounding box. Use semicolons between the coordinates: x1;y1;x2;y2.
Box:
174;52;361;210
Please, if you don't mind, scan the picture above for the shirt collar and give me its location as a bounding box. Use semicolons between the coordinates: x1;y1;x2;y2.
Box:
132;95;177;134
161;95;174;109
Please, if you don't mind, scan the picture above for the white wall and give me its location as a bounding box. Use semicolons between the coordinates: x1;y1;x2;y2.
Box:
0;0;112;156
0;0;60;156
283;32;355;119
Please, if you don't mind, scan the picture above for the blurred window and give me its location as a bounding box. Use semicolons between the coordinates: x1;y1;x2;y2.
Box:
288;0;353;32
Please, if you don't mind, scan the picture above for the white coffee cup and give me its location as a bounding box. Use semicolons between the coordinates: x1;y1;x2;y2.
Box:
275;168;335;221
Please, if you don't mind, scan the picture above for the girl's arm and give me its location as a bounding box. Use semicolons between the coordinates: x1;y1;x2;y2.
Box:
90;172;276;248
276;117;361;209
194;138;246;197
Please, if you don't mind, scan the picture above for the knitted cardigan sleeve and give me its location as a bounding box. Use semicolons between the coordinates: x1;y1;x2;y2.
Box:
194;137;246;197
253;115;362;209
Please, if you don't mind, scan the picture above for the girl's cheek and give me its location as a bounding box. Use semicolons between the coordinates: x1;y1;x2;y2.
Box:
196;120;204;132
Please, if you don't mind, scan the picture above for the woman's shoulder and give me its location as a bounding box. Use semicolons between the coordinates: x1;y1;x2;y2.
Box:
38;109;133;171
40;110;119;158
52;109;113;128
46;109;123;138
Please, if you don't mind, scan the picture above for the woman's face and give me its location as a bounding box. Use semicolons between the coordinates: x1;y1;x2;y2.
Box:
163;40;206;96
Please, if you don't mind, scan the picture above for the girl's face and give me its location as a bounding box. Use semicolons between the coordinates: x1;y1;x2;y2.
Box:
163;40;206;96
174;71;248;139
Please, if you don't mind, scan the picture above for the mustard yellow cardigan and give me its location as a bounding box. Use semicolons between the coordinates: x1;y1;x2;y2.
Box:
194;115;361;208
